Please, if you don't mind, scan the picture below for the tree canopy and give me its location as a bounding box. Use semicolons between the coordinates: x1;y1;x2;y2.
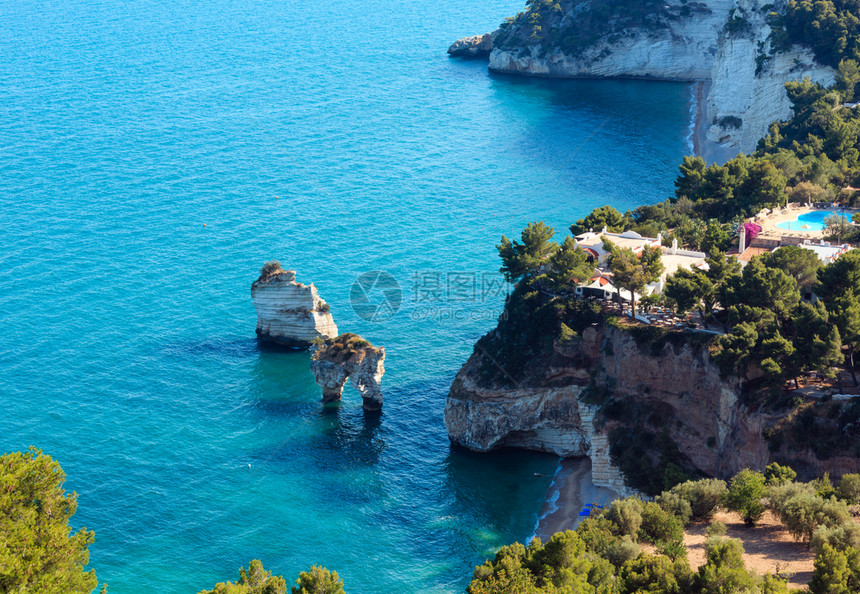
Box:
198;562;344;594
0;447;99;594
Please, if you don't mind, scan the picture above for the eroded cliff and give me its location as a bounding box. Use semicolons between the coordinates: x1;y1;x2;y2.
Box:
310;333;386;411
445;322;770;494
453;0;835;157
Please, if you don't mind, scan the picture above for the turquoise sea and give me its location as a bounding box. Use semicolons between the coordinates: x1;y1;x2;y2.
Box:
0;0;691;591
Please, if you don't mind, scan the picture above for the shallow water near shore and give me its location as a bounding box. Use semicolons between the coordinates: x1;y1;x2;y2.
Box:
1;0;690;591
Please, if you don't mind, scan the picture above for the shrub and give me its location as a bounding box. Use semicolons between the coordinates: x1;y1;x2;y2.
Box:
767;480;815;513
837;473;860;504
811;522;860;553
259;260;283;279
705;520;727;538
605;498;644;539
576;516;617;556
809;544;860;593
764;462;797;486
618;554;686;593
291;565;344;594
696;537;756;593
717;115;744;129
760;573;792;593
779;492;850;542
813;473;837;499
639;501;684;545
724;469;766;526
666;479;727;522
657;490;693;526
606;536;640;568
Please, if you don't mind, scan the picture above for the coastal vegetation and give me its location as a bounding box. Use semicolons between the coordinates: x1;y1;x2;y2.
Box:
259;260;284;280
198;561;344;594
0;447;101;594
0;445;348;594
776;0;860;68
493;0;675;57
468;467;860;593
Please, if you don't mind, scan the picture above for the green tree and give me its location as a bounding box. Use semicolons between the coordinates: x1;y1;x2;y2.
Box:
639;501;684;545
199;560;287;594
609;244;663;318
778;491;851;542
700;220;732;254
548;235;596;292
826;213;850;242
809;544;860;593
605;498;644;538
570;205;627;235
618;555;685;594
794;301;835;386
817;250;860;303
760;245;822;292
0;447;99;594
837;473;860;504
818;325;846;391
724;469;766;526
724;258;800;326
468;542;541;594
675;156;707;201
497;221;558;284
831;290;860;385
291;566;344;594
763;462;797;486
664;266;717;327
696;537;757;593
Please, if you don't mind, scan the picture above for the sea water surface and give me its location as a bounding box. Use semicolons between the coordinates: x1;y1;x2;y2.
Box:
0;0;691;591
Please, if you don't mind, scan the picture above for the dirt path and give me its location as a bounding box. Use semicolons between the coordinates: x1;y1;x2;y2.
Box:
684;510;814;590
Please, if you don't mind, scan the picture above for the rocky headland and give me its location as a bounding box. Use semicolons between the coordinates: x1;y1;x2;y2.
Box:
251;262;338;347
447;317;860;495
310;333;386;411
450;0;835;157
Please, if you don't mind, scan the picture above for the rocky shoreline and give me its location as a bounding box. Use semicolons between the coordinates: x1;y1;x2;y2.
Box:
448;0;835;158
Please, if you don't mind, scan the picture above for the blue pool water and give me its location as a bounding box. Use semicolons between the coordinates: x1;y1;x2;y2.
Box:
776;210;846;231
0;0;691;591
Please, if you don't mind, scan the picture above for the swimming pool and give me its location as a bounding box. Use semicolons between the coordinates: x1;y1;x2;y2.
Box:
775;210;848;231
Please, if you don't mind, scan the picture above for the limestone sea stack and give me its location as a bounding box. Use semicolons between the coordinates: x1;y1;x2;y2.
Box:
310;333;385;411
251;262;338;347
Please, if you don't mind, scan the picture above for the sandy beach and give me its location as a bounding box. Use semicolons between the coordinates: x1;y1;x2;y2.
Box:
690;80;733;164
535;457;620;541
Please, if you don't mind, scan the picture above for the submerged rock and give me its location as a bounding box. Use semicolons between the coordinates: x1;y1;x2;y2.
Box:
251;262;338;348
310;333;385;411
448;31;498;58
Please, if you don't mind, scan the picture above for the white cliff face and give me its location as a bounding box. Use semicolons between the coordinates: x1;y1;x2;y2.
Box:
482;0;835;156
489;0;731;81
310;337;385;411
251;270;338;347
706;11;835;152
